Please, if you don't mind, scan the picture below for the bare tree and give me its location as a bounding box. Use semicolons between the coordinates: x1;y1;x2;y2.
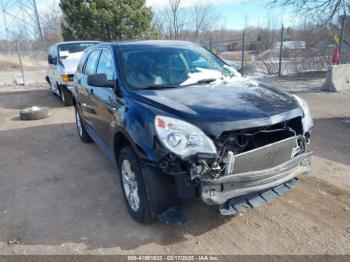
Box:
153;0;188;39
153;0;221;40
169;0;182;39
191;1;220;40
267;0;350;23
41;3;63;44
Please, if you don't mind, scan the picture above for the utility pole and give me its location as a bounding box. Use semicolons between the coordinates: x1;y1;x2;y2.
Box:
339;14;347;64
16;40;25;86
33;0;45;49
1;0;46;86
241;30;245;75
278;24;284;77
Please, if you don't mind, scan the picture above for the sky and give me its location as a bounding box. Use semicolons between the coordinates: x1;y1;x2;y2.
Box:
34;0;294;30
0;0;295;39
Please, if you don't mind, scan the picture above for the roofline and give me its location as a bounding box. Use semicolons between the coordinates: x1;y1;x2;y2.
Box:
110;40;199;48
54;40;102;46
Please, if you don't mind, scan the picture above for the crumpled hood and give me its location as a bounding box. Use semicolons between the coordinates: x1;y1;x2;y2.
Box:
132;78;303;137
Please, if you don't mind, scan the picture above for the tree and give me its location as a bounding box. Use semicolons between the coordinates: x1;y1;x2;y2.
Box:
267;0;350;23
191;1;220;40
160;0;188;39
41;3;63;43
59;0;156;41
153;0;221;40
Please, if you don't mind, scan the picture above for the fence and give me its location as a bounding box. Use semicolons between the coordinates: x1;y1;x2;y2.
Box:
0;22;349;87
0;48;49;86
204;23;348;77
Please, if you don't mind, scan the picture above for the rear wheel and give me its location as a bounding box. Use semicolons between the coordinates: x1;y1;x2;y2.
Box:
75;106;92;143
59;86;73;106
118;146;155;223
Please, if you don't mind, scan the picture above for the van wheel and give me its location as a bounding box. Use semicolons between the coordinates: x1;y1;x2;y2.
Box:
118;146;155;223
75;106;92;143
59;86;73;106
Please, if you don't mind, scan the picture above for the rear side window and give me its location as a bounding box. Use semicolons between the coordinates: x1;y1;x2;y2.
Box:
84;50;100;75
96;50;115;81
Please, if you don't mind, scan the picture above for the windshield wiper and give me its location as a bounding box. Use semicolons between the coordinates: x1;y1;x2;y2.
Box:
183;78;217;86
134;78;218;90
135;85;179;90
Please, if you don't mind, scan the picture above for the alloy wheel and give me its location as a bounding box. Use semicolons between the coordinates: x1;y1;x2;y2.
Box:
121;159;140;212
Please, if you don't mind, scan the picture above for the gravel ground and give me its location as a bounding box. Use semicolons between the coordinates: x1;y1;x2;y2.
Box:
0;77;350;255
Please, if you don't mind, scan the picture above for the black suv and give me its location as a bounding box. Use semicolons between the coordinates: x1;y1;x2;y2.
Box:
72;41;313;224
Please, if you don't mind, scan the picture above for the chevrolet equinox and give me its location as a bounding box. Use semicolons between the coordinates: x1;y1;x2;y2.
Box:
72;41;313;224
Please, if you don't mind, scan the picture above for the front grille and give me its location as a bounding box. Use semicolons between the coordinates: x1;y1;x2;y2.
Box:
230;136;297;173
211;117;304;173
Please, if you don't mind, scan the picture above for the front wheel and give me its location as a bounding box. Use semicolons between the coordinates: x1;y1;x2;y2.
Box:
75;106;92;143
118;146;155;223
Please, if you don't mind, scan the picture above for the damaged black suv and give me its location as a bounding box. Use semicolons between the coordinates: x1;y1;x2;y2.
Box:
72;41;313;224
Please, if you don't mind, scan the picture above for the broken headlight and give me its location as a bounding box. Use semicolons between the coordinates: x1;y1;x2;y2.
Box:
155;116;217;158
293;95;314;133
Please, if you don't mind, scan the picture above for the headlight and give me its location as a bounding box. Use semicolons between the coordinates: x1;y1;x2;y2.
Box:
155;116;217;158
293;95;313;133
62;74;73;82
62;74;69;82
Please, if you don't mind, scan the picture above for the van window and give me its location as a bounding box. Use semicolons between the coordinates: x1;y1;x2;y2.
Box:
58;42;99;59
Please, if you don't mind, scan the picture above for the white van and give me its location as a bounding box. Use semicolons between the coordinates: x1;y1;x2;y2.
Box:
46;41;100;106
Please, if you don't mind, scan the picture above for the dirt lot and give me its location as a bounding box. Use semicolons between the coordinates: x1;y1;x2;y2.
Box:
0;77;350;255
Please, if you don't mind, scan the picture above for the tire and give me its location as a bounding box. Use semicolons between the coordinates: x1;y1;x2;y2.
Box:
20;106;51;120
75;106;92;143
118;146;156;223
59;85;73;106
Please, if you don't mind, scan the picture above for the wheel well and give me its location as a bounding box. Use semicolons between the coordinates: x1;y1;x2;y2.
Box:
72;96;77;106
45;76;50;85
114;132;131;162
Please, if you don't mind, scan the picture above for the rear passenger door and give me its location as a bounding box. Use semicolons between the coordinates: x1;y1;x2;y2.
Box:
90;49;118;146
77;49;100;129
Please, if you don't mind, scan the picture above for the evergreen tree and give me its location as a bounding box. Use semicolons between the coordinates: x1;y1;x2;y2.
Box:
59;0;157;41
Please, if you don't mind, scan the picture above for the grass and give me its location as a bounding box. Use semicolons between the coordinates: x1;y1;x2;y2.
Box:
0;53;46;71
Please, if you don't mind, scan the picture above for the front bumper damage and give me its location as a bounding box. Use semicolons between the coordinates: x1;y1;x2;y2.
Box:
155;131;313;221
199;135;313;214
201;151;312;205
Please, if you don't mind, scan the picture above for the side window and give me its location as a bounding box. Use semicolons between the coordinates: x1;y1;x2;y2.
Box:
77;51;89;73
96;50;116;81
84;50;100;76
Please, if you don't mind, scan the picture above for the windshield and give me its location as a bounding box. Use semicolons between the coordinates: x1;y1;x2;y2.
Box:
119;45;239;89
58;42;98;59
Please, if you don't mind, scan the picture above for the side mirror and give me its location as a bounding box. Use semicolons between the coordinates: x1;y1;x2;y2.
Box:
87;74;115;88
48;55;56;65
